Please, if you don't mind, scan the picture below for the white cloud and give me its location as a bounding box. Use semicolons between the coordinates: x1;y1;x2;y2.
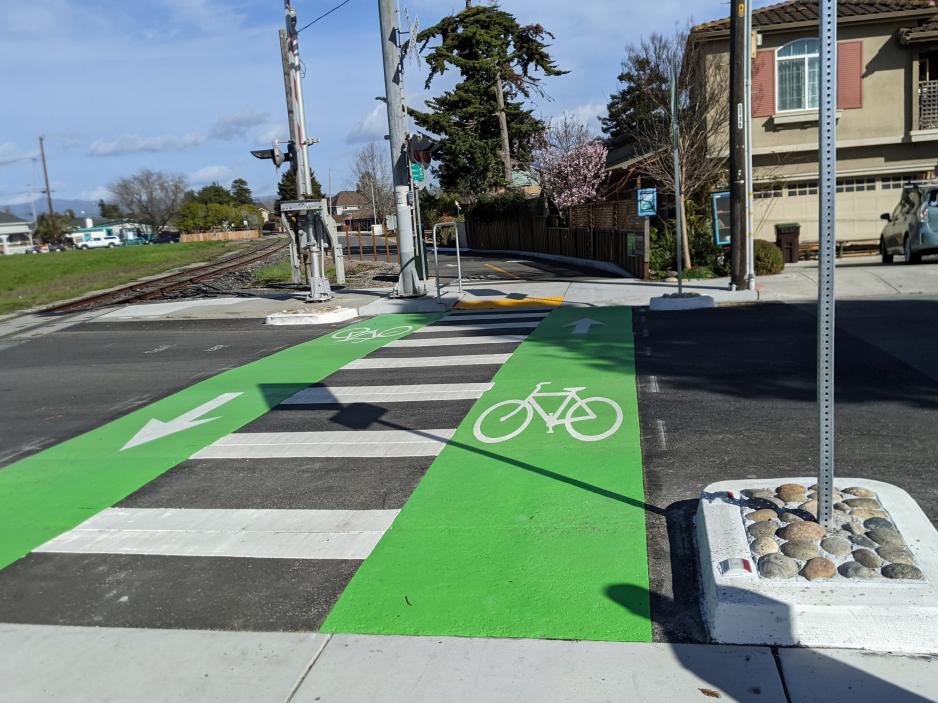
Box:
345;104;387;145
79;186;113;201
565;102;606;131
0;142;37;166
88;133;206;157
188;165;232;185
210;111;270;140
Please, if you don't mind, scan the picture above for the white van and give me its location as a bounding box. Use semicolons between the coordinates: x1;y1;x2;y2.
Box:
78;232;121;250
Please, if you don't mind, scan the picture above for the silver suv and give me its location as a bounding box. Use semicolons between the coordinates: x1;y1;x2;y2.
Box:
879;182;938;264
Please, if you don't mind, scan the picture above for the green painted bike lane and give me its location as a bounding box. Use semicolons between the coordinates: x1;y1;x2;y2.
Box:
323;306;651;642
0;313;440;571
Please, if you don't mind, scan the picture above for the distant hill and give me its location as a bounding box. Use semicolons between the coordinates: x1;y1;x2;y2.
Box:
0;198;99;222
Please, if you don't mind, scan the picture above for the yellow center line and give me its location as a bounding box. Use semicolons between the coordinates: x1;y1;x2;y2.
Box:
484;262;523;280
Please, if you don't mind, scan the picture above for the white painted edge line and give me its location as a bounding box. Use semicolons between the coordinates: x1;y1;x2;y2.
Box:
415;322;540;333
192;429;455;459
35;508;399;560
386;335;528;348
342;354;512;369
281;383;493;404
265;307;359;326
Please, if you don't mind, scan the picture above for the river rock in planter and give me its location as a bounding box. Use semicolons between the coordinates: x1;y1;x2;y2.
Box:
838;561;878;579
779;511;803;524
747;521;779;539
867;528;904;547
877;545;916;566
850;534;879;550
843;521;866;536
746;508;779;523
843;498;882;510
801;556;836;581
742;489;775;500
759;553;799;579
882;563;924;580
820;536;852;557
776;483;807;503
808;490;843;503
748;496;785;510
781;539;820;560
778;521;825;542
843;486;876;498
849;508;888;520
751;537;779;557
799;499;819;515
863;517;895;531
834;502;850;512
852;549;884;569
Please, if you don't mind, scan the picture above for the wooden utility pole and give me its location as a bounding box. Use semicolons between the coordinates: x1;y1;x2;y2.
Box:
38;136;54;220
729;0;747;289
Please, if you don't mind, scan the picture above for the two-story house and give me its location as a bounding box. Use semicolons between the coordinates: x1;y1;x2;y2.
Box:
692;0;938;243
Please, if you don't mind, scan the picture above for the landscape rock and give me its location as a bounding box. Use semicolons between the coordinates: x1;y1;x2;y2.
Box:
833;502;850;512
779;512;803;524
801;557;836;580
843;521;866;536
866;528;904;547
838;562;878;579
852;549;883;569
759;553;799;579
849;508;888;520
750;537;779;557
778;522;825;542
882;563;924;580
799;499;819;515
843;498;882;510
849;534;879;550
748;496;784;510
863;517;895;531
877;546;916;566
820;537;852;557
776;483;807;503
781;540;820;560
808;490;843;502
843;487;876;498
746;508;778;523
742;489;775;500
747;521;779;540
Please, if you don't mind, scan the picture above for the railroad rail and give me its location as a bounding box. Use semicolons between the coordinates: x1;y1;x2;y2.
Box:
47;238;289;313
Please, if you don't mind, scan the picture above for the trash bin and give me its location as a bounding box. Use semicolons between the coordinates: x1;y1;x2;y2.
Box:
775;223;801;263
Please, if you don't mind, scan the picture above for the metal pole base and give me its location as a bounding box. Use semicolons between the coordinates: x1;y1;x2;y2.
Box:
305;276;333;303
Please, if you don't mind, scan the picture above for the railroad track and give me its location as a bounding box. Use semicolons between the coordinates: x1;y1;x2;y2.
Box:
47;238;289;313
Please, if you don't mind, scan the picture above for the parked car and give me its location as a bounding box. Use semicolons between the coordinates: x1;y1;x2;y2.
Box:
77;233;121;250
880;182;938;264
150;231;180;244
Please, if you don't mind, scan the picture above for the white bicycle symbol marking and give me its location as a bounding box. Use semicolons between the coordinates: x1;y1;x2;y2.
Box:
473;382;623;444
331;325;414;343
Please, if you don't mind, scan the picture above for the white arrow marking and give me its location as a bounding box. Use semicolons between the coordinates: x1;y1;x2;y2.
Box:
121;392;243;451
565;318;605;335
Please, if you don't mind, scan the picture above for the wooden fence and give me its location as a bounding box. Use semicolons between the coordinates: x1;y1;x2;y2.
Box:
180;229;260;243
465;200;649;280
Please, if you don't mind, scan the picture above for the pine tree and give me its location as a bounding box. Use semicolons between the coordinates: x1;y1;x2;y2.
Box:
414;4;565;196
230;178;254;205
274;168;324;214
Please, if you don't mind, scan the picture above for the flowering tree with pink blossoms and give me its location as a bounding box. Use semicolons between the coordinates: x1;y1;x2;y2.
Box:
532;116;608;212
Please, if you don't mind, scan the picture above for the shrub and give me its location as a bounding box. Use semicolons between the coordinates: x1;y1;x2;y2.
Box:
754;239;784;275
468;191;540;223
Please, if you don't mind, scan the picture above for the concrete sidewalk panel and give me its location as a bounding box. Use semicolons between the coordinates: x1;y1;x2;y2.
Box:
0;623;327;703
294;634;787;702
778;647;938;702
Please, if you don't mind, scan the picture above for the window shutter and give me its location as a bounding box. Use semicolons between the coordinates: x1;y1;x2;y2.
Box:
837;40;863;109
752;49;776;117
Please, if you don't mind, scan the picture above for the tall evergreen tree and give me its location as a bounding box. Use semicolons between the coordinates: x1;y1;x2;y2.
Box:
274;168;324;214
414;3;565;196
230;178;254;205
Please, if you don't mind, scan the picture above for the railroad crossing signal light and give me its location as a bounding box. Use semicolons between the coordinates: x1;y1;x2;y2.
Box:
251;142;292;168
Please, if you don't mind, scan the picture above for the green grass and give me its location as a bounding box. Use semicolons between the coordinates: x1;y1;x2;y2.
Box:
0;241;251;315
253;260;294;285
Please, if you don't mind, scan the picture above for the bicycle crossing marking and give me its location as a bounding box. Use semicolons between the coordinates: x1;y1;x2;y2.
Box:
331;325;414;343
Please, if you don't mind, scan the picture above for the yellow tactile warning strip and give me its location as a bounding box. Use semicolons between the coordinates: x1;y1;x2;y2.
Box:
454;296;564;310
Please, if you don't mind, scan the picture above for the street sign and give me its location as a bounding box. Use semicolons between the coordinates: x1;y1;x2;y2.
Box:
279;199;324;213
711;191;731;246
410;162;426;183
637;188;657;217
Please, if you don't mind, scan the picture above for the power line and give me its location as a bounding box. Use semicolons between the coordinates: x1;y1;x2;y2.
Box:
297;0;353;32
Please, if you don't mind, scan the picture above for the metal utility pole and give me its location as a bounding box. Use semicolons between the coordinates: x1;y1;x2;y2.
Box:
283;0;333;301
378;0;424;297
816;0;838;528
671;64;684;295
278;30;303;284
38;136;54;221
729;0;748;290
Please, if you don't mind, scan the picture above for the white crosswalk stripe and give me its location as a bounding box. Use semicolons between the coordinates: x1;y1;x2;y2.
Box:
192;429;455;459
387;334;528;347
281;383;493;404
415;321;540;333
35;508;399;560
342;354;511;369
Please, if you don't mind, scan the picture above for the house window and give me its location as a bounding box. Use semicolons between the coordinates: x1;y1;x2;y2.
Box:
754;184;783;200
777;39;820;112
836;177;876;193
881;174;918;190
787;182;818;197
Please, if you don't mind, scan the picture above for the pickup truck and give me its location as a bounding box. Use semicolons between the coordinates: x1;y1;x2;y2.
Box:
77;233;122;250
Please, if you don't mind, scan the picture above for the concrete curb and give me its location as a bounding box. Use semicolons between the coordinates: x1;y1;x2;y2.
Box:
649;295;717;311
265;306;359;326
468;248;633;278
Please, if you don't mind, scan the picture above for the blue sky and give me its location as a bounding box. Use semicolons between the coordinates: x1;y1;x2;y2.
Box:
0;0;737;208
